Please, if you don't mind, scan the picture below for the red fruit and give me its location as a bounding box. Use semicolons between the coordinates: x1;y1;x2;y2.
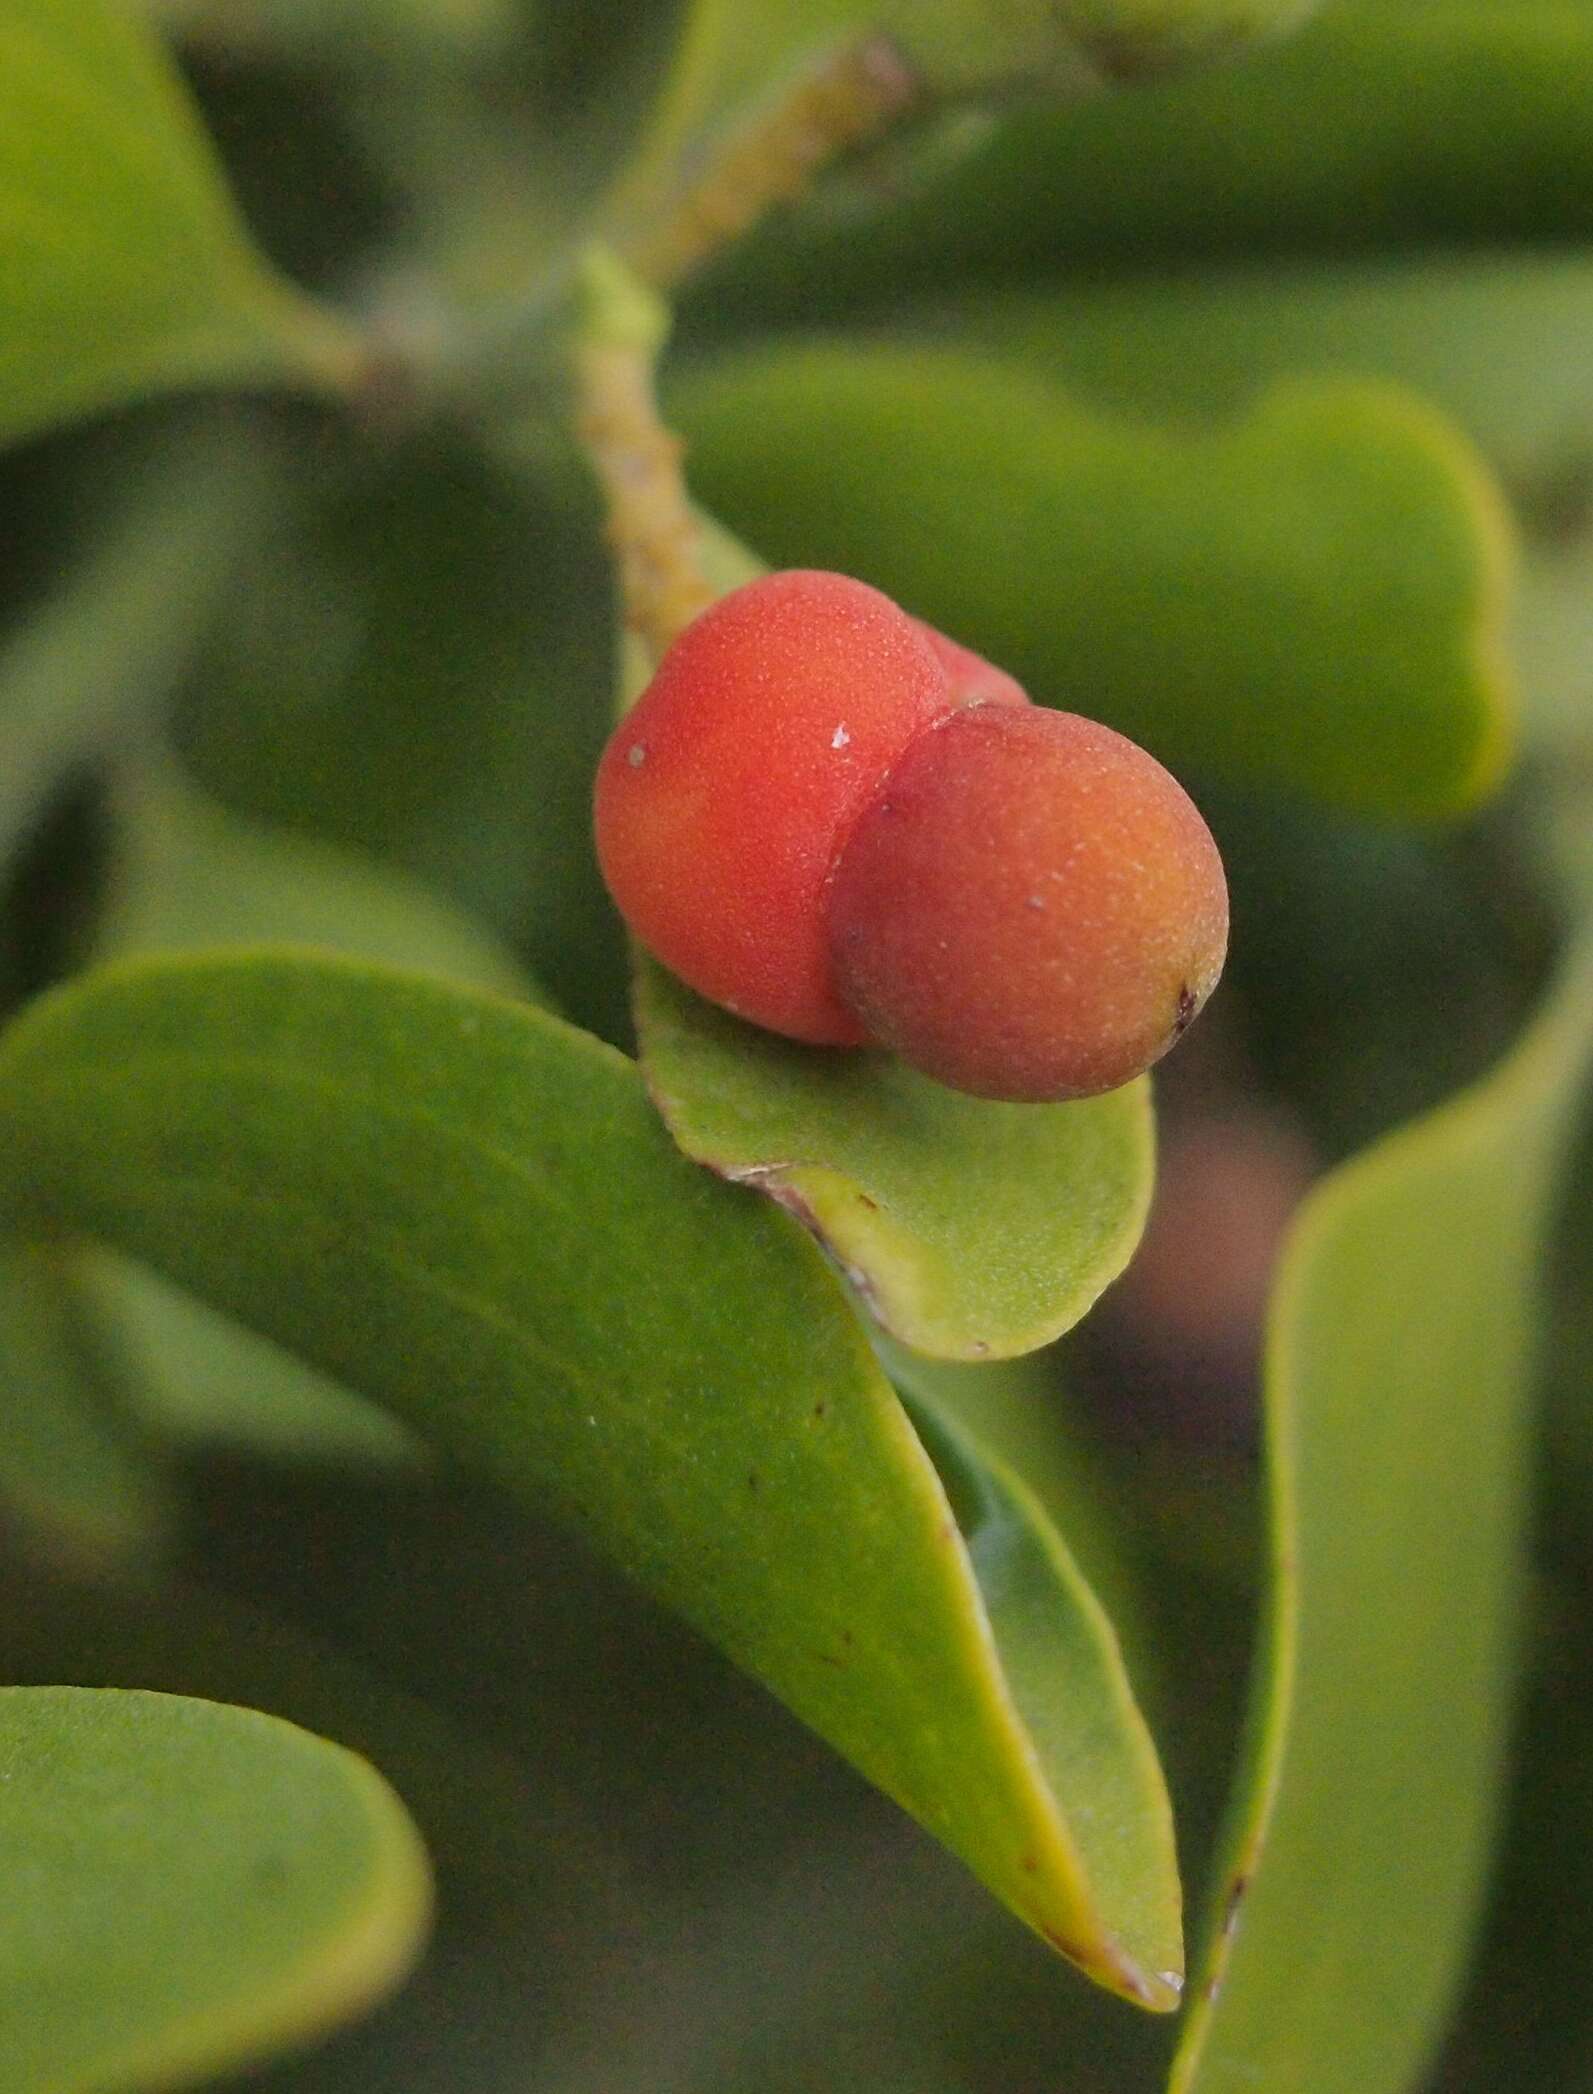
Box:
593;570;949;1042
913;622;1030;711
594;570;1228;1101
825;702;1229;1101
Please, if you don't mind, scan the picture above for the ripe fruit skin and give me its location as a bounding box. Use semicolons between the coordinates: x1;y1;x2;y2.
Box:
594;570;949;1043
825;702;1229;1102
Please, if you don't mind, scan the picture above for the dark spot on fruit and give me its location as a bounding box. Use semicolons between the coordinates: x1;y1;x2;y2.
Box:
1174;982;1197;1035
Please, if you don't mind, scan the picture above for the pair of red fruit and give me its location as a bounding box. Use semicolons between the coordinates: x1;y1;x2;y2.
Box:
595;569;1228;1103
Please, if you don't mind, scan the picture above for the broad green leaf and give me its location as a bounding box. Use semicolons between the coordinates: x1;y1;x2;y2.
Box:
0;949;1183;2008
1170;937;1593;2094
675;342;1513;818
0;1685;431;2093
0;0;370;450
81;761;542;1466
640;962;1152;1360
699;3;1593;323
938;256;1593;764
0;420;281;874
0;1245;171;1570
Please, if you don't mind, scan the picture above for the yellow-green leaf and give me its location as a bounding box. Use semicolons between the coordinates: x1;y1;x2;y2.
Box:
1171;938;1593;2093
675;341;1514;819
0;1685;430;2093
640;961;1153;1360
0;0;368;450
0;948;1183;2007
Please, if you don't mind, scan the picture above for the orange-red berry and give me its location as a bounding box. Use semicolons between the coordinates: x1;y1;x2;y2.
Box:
826;702;1228;1100
593;570;947;1042
594;571;1228;1100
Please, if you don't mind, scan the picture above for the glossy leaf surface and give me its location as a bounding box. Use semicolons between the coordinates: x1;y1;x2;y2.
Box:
1172;939;1593;2093
0;949;1182;2007
0;1685;430;2093
677;343;1512;818
0;0;366;450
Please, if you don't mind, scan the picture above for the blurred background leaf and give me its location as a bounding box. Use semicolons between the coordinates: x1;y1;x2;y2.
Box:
690;1;1593;329
0;1244;173;1573
0;0;369;449
1173;936;1593;2094
674;343;1512;817
0;1684;431;2093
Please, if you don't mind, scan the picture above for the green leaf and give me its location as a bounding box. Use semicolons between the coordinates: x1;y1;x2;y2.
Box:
937;255;1593;764
640;961;1153;1360
1170;938;1593;2093
938;255;1593;485
0;948;1182;2009
0;1245;171;1570
80;761;544;1467
675;341;1514;820
698;2;1593;320
0;0;369;450
612;0;1315;238
882;1342;1160;1688
0;1684;430;2093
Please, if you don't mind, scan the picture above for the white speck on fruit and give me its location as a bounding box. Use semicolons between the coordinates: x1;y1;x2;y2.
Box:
627;742;646;768
831;724;850;750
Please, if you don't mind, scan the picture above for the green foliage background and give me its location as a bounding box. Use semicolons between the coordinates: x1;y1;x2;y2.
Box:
2;2;1592;2091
